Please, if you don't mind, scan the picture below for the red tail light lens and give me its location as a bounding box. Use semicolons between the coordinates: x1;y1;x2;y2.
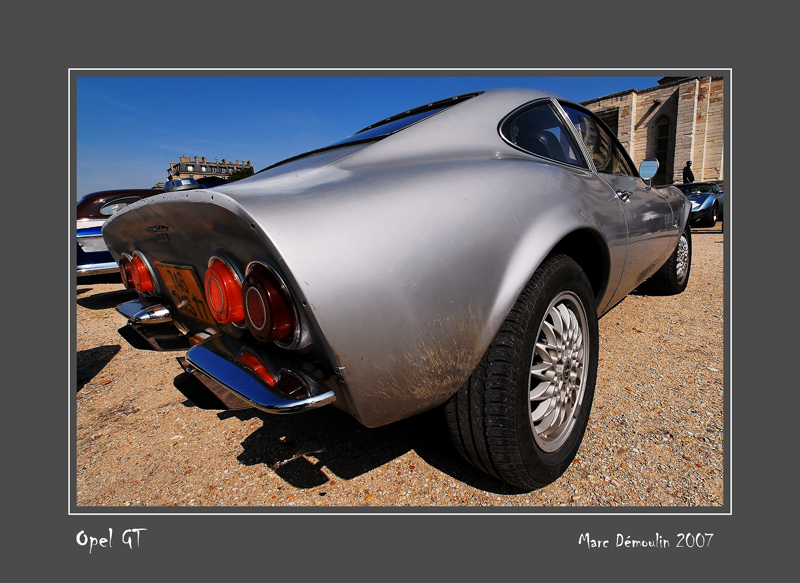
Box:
242;263;296;343
119;255;134;289
236;350;309;399
204;258;244;325
130;254;155;293
237;349;278;386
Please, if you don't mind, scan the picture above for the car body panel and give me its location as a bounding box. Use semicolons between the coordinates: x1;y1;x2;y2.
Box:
104;88;690;427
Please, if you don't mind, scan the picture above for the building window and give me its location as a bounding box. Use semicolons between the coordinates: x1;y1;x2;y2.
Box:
654;115;671;183
187;165;194;171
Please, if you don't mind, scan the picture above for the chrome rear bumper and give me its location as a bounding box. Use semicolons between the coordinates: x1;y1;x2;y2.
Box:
116;298;336;413
180;335;336;413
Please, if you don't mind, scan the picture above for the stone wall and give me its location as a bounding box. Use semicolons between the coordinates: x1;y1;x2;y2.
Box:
582;77;724;186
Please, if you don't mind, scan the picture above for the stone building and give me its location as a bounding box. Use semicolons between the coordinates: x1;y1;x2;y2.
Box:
168;155;253;182
581;76;724;186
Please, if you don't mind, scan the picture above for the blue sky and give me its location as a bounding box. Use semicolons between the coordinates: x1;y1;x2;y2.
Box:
75;75;663;198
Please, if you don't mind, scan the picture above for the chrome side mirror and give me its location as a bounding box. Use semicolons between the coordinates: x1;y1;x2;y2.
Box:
639;157;659;189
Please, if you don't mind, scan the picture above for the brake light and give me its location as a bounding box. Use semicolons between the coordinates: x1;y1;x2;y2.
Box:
237;349;277;386
130;254;155;293
242;263;296;343
236;350;310;399
204;258;244;325
119;255;134;289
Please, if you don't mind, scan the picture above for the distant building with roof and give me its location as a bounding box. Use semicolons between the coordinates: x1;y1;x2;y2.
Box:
168;155;254;182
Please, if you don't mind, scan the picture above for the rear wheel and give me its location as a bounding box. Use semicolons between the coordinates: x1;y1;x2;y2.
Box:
702;203;718;228
444;255;598;490
638;225;692;295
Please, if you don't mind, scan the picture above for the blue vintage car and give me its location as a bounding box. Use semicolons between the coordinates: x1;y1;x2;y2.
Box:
676;182;724;228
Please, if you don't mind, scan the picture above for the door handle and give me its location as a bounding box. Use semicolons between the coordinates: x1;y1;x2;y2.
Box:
616;189;633;202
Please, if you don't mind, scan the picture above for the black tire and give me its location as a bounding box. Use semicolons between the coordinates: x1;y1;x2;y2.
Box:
702;203;718;228
444;255;598;490
639;225;692;295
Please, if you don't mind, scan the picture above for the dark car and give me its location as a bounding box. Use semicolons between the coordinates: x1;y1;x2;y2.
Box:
77;188;165;276
77;180;232;277
676;182;723;228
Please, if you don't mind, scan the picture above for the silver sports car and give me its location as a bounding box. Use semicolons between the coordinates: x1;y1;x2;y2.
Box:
103;88;691;490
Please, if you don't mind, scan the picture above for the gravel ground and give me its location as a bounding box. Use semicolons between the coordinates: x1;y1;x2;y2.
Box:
75;225;724;509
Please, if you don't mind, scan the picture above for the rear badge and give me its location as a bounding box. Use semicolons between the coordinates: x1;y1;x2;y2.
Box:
147;225;169;232
156;234;169;243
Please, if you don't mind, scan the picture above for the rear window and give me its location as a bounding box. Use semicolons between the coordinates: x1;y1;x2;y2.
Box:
339;92;480;144
328;106;451;148
500;101;585;166
260;92;480;172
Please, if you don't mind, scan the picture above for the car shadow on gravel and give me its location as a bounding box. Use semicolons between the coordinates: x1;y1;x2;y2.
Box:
218;406;527;495
77;345;121;392
77;287;137;310
690;226;723;235
78;274;123;285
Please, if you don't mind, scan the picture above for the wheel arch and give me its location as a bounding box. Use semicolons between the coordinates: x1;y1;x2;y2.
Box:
547;228;611;309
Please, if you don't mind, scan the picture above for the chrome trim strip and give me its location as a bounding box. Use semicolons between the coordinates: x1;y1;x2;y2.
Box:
115;298;173;324
133;249;161;295
550;98;597;174
245;259;302;350
208;254;243;284
77;261;119;276
207;254;248;329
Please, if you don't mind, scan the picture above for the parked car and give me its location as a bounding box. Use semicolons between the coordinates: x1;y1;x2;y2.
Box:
77;188;165;276
103;88;691;489
78;180;231;277
675;182;723;227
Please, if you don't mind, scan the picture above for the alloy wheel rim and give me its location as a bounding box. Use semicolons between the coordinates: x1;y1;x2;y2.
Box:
528;291;589;452
676;234;689;283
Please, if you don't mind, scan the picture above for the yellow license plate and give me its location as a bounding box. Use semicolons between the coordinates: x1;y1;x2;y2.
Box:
155;263;218;328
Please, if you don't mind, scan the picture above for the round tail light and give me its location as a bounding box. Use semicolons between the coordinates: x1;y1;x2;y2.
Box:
204;258;244;325
242;263;296;344
119;255;134;289
130;254;155;293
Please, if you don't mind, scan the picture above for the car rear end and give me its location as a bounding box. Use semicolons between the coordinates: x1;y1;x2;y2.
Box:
102;188;341;416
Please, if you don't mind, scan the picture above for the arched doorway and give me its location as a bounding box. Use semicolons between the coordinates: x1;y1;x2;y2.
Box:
653;114;673;184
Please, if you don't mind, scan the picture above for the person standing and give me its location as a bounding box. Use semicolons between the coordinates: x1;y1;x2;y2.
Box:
682;160;695;183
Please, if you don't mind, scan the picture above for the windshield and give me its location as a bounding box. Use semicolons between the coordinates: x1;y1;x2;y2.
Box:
678;183;716;194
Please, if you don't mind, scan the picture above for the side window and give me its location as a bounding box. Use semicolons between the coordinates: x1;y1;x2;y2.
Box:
560;104;634;177
99;196;141;216
501;102;584;166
